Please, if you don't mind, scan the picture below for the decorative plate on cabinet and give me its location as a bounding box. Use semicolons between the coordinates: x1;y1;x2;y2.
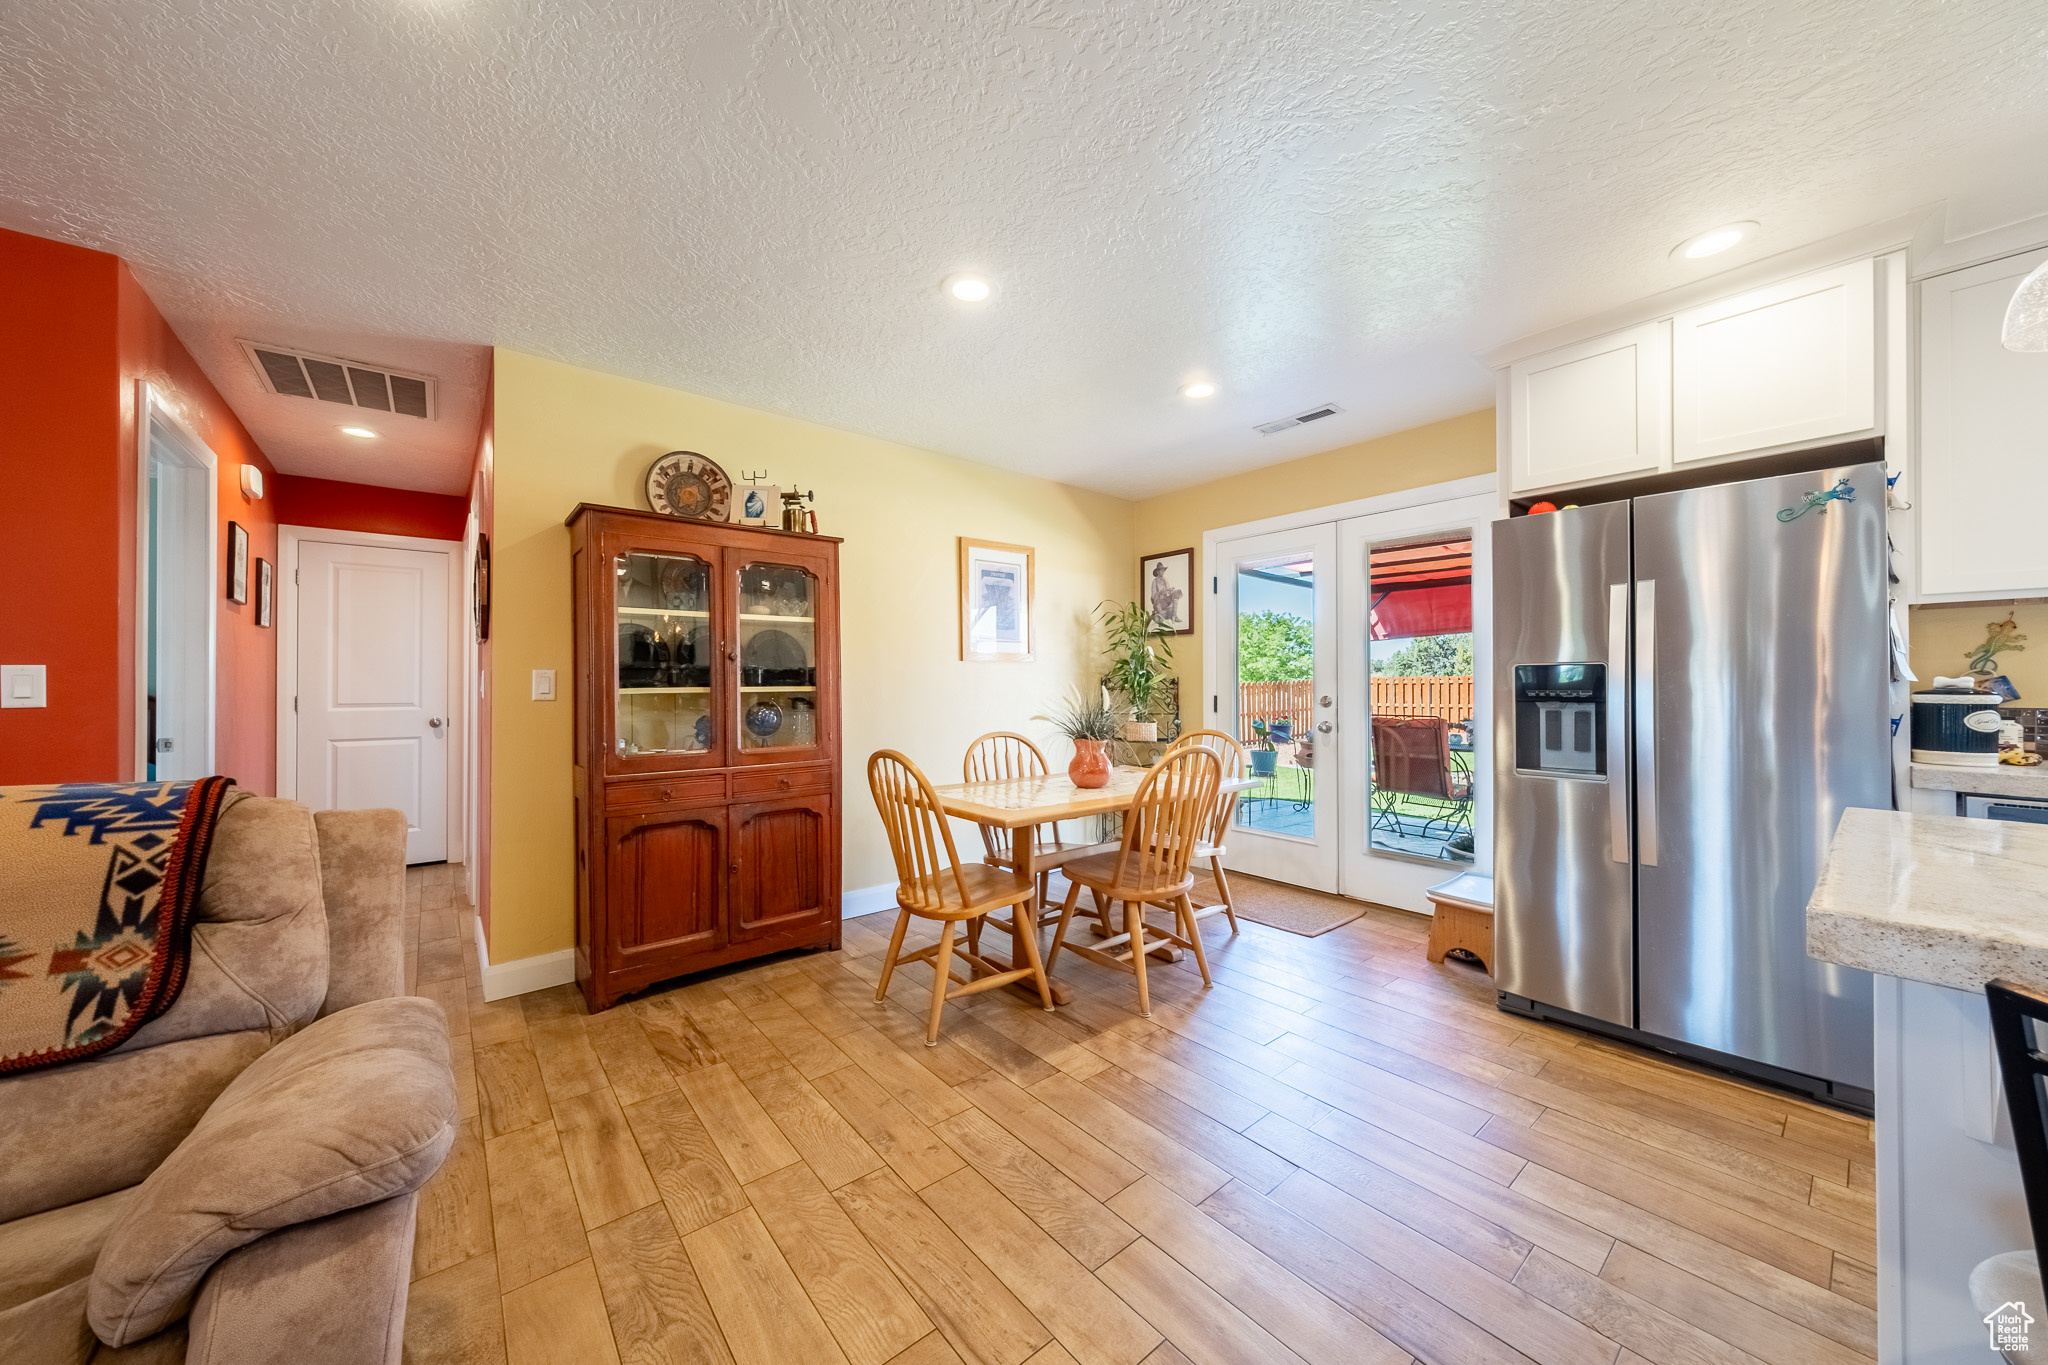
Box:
645;451;733;521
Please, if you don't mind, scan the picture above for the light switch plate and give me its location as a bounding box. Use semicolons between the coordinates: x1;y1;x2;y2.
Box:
2;664;48;709
531;669;556;701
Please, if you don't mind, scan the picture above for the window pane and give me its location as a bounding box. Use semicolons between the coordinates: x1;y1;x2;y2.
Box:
1366;536;1475;864
1233;553;1316;836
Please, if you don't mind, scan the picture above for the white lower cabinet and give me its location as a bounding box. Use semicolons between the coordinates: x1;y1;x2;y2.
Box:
1919;247;2048;598
1671;258;1877;464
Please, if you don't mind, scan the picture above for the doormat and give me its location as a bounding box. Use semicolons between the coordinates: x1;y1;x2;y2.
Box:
1199;872;1365;938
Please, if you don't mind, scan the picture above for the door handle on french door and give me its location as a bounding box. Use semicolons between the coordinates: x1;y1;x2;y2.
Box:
1607;584;1630;864
1634;579;1659;867
1316;721;1332;733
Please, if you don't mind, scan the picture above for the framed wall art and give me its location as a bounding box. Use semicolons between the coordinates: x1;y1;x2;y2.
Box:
227;521;249;604
1139;546;1194;634
959;537;1034;663
732;483;780;526
256;558;273;628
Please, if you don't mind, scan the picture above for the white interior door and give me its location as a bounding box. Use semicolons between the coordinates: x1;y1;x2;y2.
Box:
1212;523;1338;892
135;394;217;782
296;540;450;863
1337;491;1493;911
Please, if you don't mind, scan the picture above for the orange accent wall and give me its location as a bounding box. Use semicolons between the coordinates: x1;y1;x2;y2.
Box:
117;262;279;794
274;474;469;542
0;225;278;789
0;229;123;782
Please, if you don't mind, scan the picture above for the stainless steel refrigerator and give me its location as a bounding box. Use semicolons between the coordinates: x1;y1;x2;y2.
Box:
1492;460;1890;1109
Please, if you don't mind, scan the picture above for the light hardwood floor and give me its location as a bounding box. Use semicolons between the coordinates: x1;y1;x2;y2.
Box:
400;863;1877;1365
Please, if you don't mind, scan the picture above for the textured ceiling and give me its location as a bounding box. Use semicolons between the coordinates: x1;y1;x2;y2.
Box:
2;1;2045;497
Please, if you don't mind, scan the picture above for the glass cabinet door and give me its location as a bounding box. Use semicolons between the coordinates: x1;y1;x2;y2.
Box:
735;560;821;754
614;550;716;761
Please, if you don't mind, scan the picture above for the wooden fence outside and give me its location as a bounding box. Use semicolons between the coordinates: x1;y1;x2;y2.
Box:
1235;675;1474;742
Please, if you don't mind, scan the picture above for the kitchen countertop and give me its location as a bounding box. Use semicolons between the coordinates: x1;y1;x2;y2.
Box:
1807;807;2048;992
1910;761;2048;800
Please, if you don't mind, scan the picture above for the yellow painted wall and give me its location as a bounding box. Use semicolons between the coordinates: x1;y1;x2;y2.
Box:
1129;409;1497;676
1909;601;2048;699
485;349;1134;962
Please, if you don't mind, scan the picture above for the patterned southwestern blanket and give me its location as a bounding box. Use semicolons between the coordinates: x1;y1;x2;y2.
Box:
0;778;236;1075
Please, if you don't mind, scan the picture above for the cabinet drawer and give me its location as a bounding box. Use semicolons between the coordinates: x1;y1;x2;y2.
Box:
732;765;834;799
607;775;727;810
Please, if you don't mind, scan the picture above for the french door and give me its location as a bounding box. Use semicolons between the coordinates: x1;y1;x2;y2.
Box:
1207;486;1492;911
1213;523;1338;891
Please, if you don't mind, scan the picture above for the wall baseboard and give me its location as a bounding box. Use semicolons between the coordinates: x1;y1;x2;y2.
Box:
481;947;577;1002
843;882;901;918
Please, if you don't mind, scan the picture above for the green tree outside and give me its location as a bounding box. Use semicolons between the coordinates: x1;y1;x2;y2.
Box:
1238;610;1313;682
1375;633;1474;677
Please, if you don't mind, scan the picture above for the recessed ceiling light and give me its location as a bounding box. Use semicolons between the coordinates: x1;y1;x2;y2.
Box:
340;426;378;439
1672;222;1757;261
943;273;993;303
1180;382;1217;399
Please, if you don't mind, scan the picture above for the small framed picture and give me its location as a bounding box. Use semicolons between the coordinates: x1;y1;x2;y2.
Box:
732;484;780;526
227;521;249;604
1139;547;1195;634
256;558;273;628
959;537;1033;663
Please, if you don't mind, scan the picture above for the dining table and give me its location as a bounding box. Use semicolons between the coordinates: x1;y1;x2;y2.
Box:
930;763;1261;1005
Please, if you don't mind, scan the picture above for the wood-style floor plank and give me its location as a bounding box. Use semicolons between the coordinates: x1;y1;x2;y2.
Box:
746;1162;934;1365
400;870;1875;1365
684;1208;854;1365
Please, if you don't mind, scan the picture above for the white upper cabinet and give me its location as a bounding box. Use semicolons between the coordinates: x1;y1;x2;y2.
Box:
1919;248;2048;598
1671;259;1877;464
1508;320;1670;493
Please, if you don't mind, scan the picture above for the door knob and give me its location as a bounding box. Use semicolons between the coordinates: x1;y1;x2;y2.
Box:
429;717;444;728
1316;721;1333;733
1319;695;1333;707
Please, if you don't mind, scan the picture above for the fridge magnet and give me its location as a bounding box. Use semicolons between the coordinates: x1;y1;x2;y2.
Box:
1139;547;1195;634
227;521;249;604
960;537;1033;662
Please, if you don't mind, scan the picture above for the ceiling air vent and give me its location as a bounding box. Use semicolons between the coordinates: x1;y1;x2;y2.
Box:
238;341;436;420
1254;402;1344;436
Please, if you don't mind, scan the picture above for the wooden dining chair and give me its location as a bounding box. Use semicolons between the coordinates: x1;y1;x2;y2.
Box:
961;730;1117;945
869;750;1055;1043
1165;729;1247;934
1046;744;1222;1016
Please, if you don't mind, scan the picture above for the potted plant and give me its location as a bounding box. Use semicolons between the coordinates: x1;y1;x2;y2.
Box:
1099;599;1173;742
1037;693;1121;789
1248;720;1279;777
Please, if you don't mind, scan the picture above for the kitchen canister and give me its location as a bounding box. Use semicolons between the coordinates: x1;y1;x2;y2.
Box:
1910;685;2004;767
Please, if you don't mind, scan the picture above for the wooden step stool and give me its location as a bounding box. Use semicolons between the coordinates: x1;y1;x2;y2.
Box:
1425;870;1494;973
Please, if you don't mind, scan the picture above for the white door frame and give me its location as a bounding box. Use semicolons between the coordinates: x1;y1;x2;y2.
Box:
1211;522;1339;892
132;382;219;780
276;524;466;864
1336;488;1496;912
1201;473;1496;907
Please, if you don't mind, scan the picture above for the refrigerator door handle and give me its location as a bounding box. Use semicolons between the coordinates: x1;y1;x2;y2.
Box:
1635;579;1660;867
1608;583;1630;864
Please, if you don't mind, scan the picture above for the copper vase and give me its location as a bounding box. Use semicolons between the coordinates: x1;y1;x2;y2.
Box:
1069;739;1111;789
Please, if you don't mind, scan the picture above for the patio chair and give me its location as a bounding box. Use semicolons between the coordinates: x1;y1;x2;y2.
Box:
1370;715;1472;843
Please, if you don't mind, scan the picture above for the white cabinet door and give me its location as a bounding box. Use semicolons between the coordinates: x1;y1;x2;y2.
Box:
1507;320;1670;493
1671;258;1876;464
1920;248;2048;598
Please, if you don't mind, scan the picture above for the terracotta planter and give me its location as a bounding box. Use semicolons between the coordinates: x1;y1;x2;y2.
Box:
1123;721;1158;742
1069;738;1112;789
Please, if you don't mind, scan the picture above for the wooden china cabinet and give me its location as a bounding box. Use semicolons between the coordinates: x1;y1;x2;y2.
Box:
566;504;843;1011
